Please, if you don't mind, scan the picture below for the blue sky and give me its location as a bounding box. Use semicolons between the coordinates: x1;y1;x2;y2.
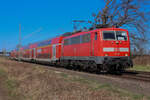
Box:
0;0;104;51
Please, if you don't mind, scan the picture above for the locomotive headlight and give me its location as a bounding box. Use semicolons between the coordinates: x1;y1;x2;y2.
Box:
125;53;128;56
105;54;108;56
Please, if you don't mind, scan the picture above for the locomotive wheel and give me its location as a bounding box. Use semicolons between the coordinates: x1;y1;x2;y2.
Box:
96;64;103;74
69;60;80;71
87;61;97;73
101;63;109;73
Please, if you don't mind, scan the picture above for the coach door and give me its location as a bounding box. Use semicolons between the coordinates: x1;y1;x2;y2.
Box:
52;45;56;59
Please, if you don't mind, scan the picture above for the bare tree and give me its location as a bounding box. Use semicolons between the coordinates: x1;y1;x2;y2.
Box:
73;0;150;55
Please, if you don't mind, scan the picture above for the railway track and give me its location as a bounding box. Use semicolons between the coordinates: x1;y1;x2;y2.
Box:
8;58;150;83
126;70;150;75
108;70;150;82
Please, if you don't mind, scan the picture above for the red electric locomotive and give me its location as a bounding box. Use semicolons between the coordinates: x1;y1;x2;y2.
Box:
10;27;133;72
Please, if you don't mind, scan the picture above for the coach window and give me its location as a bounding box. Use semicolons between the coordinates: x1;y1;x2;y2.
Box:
95;32;98;40
82;33;91;43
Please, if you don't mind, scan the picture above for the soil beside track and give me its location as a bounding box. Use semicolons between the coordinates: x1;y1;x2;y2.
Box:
0;57;150;100
0;79;9;100
0;69;10;100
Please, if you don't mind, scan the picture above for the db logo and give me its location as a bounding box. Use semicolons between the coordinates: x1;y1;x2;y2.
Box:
115;53;120;55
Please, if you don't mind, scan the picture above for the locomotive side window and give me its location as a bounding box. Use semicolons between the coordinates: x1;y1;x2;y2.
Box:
71;36;80;45
116;31;127;41
95;32;98;40
64;39;70;45
81;33;91;43
103;31;115;40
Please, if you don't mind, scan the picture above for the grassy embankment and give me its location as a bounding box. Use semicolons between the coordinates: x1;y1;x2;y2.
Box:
0;57;150;100
129;65;150;72
130;56;150;72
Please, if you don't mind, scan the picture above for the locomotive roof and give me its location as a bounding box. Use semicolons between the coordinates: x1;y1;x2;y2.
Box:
63;28;128;39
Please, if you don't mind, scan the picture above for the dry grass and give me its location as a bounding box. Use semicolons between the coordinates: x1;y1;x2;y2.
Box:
133;55;150;66
132;55;150;72
129;65;150;72
0;57;149;100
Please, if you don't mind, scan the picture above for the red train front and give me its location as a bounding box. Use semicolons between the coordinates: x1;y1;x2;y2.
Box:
10;27;133;72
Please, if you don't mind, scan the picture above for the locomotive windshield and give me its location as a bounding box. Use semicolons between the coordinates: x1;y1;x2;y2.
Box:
116;31;127;41
103;31;115;40
103;31;127;41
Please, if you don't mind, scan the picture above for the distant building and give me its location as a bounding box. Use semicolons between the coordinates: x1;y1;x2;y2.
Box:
0;49;10;57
